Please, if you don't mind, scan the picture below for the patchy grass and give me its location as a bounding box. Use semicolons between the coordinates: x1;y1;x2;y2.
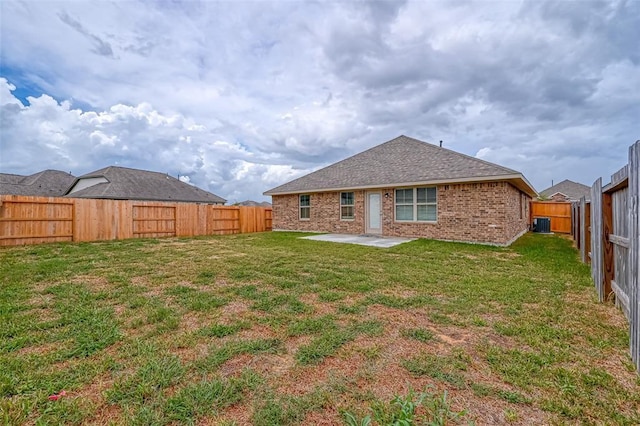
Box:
401;328;435;343
0;232;638;425
402;349;470;389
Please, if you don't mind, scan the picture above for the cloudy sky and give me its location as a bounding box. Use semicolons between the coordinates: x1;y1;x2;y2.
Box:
1;0;638;202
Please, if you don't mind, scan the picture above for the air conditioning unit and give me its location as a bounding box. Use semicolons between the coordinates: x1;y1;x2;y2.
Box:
532;217;551;233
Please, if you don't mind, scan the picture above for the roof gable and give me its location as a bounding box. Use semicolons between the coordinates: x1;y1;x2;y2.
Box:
0;170;76;196
265;135;536;196
540;179;590;201
66;166;226;204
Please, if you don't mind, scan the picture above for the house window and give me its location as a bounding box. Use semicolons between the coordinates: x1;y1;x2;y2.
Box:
395;187;437;222
340;192;355;220
395;189;414;221
299;194;310;220
519;194;523;219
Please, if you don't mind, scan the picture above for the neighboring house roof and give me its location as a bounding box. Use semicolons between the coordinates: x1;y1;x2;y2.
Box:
264;135;537;197
66;166;226;204
0;170;76;196
539;179;591;201
236;200;272;207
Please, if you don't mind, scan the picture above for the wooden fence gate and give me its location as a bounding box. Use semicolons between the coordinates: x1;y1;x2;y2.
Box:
530;201;572;233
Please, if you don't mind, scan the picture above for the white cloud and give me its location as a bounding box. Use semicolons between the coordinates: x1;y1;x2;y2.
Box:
0;78;295;201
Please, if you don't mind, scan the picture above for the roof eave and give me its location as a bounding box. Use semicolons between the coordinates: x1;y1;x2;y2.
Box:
265;174;538;198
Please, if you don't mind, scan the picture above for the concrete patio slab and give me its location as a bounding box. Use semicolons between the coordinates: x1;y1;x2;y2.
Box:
300;233;416;248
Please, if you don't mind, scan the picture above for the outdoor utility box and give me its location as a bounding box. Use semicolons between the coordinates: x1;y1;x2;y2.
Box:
533;217;551;233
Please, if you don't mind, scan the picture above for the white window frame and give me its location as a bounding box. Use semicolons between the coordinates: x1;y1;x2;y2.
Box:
394;187;437;223
299;194;310;220
340;192;355;220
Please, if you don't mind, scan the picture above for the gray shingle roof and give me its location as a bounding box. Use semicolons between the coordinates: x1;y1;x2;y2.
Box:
264;135;536;196
540;179;591;201
0;170;76;196
236;200;272;207
0;173;25;185
66;166;226;204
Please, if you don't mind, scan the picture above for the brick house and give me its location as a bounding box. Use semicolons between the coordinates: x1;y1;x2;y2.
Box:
264;135;537;246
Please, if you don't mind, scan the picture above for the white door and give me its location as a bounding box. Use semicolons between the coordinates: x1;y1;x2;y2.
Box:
366;192;382;234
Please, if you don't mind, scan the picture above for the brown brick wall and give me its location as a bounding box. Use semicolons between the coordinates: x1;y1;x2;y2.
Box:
271;181;531;245
503;183;532;244
272;191;365;234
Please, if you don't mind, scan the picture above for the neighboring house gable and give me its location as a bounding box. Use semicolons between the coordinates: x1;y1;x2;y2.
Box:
539;179;590;202
264;135;537;246
0;170;76;196
65;166;226;204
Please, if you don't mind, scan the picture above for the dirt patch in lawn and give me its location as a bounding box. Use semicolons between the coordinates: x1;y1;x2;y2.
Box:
238;324;277;340
219;300;250;321
178;311;208;333
90;403;123;426
27;291;54;307
378;287;421;298
130;276;150;287
172;342;210;363
218;353;255;377
25;305;59;323
302;407;343;425
112;304;126;316
462;394;550;425
31;281;58;293
217;401;253;426
216;334;302;381
208;251;248;259
74;373;115;407
492;251;522;260
366;304;430;326
366;358;425;399
298;293;337;315
16;341;61;357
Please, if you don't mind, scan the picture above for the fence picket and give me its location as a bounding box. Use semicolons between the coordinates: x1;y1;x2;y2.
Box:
629;141;640;370
591;178;604;301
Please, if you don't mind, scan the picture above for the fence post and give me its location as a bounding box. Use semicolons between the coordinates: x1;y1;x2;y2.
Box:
602;189;614;300
580;196;587;263
591;178;604;301
628;141;640;371
573;202;581;248
72;199;77;242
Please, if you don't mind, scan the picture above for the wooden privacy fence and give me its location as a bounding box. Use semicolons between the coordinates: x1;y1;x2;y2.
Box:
0;195;272;246
530;201;572;233
578;140;639;373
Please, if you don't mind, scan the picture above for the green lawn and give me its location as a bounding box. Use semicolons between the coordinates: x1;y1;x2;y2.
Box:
1;232;638;425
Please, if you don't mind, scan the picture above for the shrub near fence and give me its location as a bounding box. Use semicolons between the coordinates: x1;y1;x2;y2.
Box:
0;195;272;246
578;140;640;373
